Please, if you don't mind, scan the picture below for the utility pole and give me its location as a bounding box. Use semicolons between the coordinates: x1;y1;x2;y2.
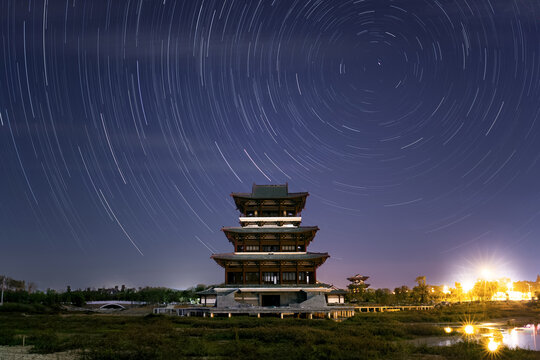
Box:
0;276;5;306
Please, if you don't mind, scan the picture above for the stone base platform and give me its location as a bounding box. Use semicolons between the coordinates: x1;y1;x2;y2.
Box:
153;305;355;320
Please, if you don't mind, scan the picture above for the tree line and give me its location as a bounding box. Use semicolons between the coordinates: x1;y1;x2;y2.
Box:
0;275;206;307
347;275;540;305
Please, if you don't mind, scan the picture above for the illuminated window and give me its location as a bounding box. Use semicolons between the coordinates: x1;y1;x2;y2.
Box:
263;272;279;284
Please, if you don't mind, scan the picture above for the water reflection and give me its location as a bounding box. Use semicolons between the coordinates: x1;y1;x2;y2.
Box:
436;323;540;351
432;324;540;351
500;323;539;351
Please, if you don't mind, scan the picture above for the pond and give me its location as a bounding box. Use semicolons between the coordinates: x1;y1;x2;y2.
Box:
430;323;540;351
500;324;539;351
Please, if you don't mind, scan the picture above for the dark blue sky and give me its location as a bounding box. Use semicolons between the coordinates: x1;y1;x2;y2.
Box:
1;0;539;291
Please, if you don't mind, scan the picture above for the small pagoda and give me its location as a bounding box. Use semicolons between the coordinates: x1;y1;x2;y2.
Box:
198;184;350;314
347;274;370;293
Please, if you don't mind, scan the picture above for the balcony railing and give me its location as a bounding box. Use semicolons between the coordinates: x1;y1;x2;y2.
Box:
239;217;301;227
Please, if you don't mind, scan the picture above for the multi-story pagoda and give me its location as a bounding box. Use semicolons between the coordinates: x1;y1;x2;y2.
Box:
198;184;346;312
347;274;370;292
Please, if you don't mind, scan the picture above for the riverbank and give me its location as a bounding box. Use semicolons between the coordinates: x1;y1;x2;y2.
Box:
0;301;538;359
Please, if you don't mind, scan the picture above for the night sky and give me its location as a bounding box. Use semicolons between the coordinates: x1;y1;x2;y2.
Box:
1;0;539;291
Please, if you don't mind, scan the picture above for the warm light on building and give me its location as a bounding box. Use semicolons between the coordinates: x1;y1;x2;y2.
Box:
491;291;532;301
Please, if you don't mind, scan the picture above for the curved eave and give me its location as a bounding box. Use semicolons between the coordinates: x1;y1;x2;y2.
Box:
222;226;319;233
231;193;308;214
222;226;319;244
211;252;329;268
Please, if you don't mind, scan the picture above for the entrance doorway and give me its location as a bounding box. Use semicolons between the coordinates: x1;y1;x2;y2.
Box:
261;295;280;307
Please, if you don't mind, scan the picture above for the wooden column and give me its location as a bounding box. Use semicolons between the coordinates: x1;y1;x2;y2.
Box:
258;262;262;285
242;263;246;285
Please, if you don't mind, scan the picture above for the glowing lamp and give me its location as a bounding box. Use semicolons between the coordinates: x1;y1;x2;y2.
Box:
444;327;453;334
481;268;492;280
487;338;499;352
464;324;475;335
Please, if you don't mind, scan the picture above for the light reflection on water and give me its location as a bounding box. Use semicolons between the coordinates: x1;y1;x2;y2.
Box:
500;324;539;351
435;324;540;351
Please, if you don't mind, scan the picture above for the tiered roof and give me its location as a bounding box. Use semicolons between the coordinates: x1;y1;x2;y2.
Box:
347;274;369;282
231;184;308;215
222;226;319;244
212;252;329;263
212;184;329;285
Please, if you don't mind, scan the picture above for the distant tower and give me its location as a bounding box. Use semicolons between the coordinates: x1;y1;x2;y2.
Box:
347;274;370;293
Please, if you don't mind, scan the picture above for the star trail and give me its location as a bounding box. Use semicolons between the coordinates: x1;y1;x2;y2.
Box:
1;0;539;290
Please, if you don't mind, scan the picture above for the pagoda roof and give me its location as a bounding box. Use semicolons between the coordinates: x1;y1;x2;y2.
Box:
211;252;329;267
231;184;308;199
222;226;319;234
222;226;319;245
197;288;219;295
329;289;348;294
347;274;370;282
212;252;329;261
231;184;308;214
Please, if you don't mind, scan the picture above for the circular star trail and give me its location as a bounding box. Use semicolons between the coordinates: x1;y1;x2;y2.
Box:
1;0;539;289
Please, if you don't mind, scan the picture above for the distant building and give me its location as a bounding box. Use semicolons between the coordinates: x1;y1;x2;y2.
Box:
347;274;370;293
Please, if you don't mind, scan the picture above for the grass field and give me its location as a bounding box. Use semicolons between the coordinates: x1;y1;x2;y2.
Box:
1;302;539;359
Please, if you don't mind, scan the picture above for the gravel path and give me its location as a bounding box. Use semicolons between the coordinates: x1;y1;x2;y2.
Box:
0;346;77;360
